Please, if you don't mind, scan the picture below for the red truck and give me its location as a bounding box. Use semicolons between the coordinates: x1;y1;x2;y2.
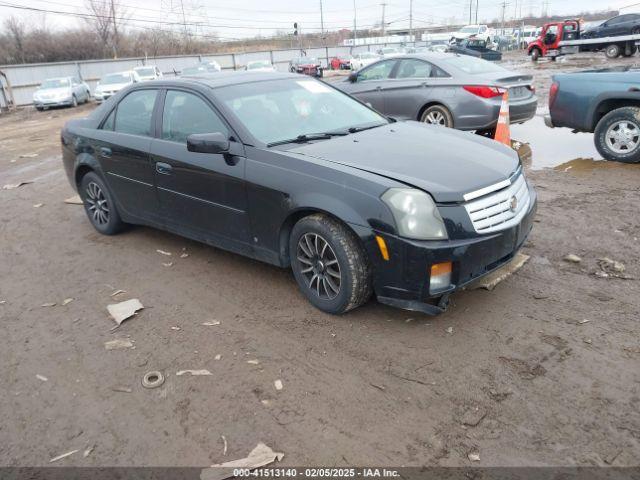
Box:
528;19;640;61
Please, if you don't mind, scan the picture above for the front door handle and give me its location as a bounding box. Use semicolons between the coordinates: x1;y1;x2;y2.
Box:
100;147;112;158
156;162;173;175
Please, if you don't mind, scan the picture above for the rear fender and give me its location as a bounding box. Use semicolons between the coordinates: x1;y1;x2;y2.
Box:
587;92;640;130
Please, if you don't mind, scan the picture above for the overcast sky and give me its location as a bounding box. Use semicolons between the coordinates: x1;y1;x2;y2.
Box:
0;0;634;40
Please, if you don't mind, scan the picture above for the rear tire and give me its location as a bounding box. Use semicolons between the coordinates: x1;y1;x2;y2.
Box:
623;45;637;57
290;214;372;315
605;44;621;59
594;107;640;163
420;105;453;127
79;171;125;234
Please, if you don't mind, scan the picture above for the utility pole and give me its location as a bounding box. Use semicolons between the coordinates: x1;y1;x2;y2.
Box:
353;0;357;44
475;0;479;24
409;0;413;44
500;1;508;35
469;0;472;24
179;0;190;49
319;0;325;40
381;2;386;36
110;0;118;58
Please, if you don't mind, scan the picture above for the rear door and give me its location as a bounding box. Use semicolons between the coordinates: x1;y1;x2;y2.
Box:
92;88;160;220
341;59;398;113
382;58;436;120
150;88;250;245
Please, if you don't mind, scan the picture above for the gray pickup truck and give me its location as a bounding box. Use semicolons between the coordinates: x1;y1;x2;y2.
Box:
545;66;640;163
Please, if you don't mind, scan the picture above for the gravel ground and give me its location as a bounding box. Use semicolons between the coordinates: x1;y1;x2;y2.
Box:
0;52;639;468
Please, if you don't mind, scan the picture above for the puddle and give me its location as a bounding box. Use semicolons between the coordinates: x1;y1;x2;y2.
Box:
552;157;638;173
511;115;602;169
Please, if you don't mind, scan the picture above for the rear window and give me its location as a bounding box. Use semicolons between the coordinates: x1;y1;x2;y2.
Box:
441;55;508;74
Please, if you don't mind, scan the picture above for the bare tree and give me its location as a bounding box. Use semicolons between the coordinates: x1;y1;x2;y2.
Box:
84;0;128;58
4;16;26;63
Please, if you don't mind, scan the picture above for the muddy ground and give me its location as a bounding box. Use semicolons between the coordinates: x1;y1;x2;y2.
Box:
0;51;639;468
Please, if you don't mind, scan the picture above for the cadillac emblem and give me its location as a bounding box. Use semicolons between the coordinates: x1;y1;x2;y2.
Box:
509;196;518;212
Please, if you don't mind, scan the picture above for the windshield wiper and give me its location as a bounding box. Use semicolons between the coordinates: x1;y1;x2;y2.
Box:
267;131;347;147
347;123;387;133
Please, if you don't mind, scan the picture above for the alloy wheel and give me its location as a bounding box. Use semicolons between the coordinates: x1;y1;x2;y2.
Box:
425;110;446;125
296;233;341;300
85;181;110;226
605;120;640;154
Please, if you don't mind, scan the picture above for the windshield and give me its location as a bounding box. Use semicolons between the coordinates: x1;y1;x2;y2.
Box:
460;27;479;33
183;66;207;75
135;67;156;76
40;78;69;89
248;61;271;69
101;73;131;84
216;78;388;145
441;55;507;74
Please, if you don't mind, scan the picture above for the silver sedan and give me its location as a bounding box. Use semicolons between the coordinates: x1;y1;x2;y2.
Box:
336;52;537;132
33;76;91;111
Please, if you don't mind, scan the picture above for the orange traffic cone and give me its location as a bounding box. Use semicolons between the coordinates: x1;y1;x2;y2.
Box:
494;90;511;146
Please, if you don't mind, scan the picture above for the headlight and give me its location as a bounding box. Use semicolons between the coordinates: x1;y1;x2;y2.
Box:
382;188;448;240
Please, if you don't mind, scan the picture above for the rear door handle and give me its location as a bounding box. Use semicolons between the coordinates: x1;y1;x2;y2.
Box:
99;147;112;158
156;162;173;175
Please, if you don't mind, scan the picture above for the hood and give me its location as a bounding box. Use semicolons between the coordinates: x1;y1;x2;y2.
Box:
287;121;519;203
96;82;130;92
35;87;71;97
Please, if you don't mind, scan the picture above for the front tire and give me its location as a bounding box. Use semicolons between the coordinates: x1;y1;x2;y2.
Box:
594;107;640;163
530;48;541;62
79;172;125;234
420;104;453;128
623;45;637;57
290;214;372;315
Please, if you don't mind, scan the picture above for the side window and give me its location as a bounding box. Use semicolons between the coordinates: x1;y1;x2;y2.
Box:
431;66;450;78
396;59;432;79
102;109;115;131
357;60;396;82
114;89;157;136
162;90;229;144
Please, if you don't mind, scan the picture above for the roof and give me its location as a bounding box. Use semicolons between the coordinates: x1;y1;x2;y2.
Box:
161;70;298;89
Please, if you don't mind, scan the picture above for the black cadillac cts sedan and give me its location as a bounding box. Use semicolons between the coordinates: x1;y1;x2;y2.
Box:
61;71;537;315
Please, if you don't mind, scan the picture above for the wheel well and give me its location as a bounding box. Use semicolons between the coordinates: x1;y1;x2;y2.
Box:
278;209;361;267
593;99;640;130
417;102;448;121
75;165;93;188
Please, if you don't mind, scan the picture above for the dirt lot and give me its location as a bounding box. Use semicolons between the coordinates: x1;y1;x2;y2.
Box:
1;51;639;469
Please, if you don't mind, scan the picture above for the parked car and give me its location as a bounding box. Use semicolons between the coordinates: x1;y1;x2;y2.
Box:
245;60;276;72
545;67;640;163
200;60;222;72
448;38;503;61
350;52;381;70
330;56;351;70
181;65;210;76
133;65;163;81
377;47;401;57
289;57;322;77
337;53;537;131
451;24;492;44
33;76;91;110
580;13;640;39
60;72;536;315
93;71;140;103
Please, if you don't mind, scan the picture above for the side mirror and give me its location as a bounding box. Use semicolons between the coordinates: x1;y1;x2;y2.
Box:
348;71;358;83
187;132;230;154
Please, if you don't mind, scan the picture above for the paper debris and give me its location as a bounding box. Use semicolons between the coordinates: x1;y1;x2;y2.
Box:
104;338;134;350
176;369;213;376
107;299;144;326
180;253;189;258
170;326;181;331
33;203;44;208
221;435;228;456
62;298;74;306
468;452;480;462
274;379;283;391
156;249;172;256
214;354;222;361
202;321;221;326
563;254;581;263
64;194;83;205
3;182;32;190
83;445;95;458
36;374;48;382
49;449;79;463
578;319;591;325
41;302;56;307
20;153;38;158
247;360;260;365
445;327;453;334
110;289;126;297
162;262;173;267
111;386;132;393
205;442;284;472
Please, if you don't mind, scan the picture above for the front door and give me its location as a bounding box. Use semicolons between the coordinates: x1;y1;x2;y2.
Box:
343;59;398;114
92;88;160;220
382;58;438;121
150;89;250;246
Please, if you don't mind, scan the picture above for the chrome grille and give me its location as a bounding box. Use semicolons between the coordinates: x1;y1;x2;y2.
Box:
464;173;530;234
